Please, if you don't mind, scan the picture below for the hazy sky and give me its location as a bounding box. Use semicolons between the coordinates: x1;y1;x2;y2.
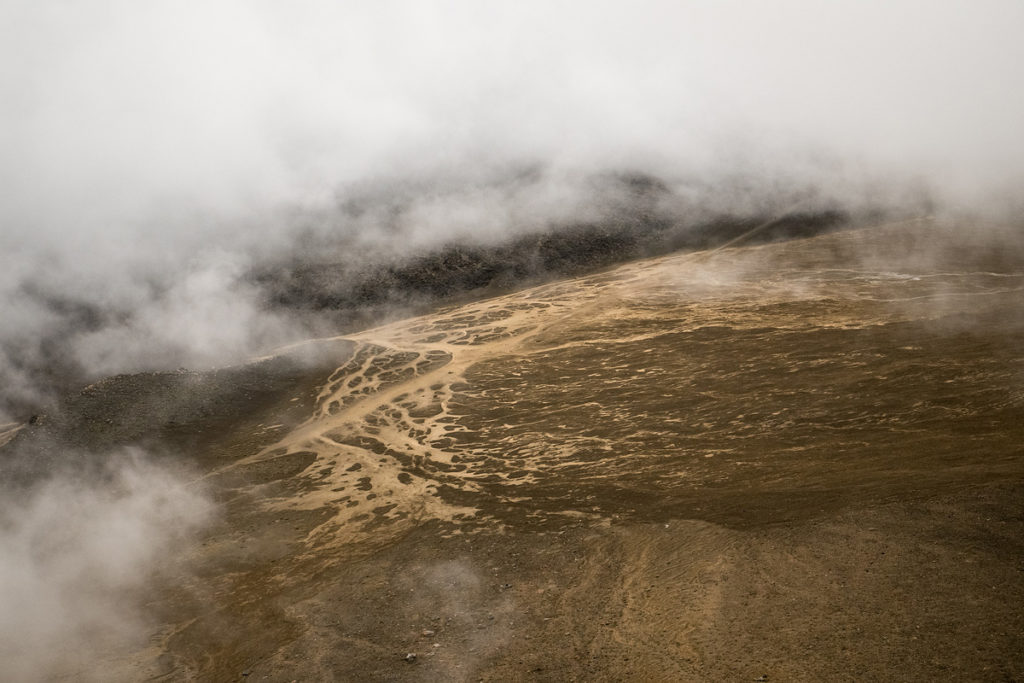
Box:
1;0;1023;408
3;0;1023;247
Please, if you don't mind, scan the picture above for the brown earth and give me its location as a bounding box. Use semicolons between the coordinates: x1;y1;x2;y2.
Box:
5;218;1024;681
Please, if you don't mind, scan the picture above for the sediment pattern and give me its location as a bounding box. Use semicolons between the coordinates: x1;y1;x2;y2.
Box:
17;217;1016;681
220;218;1024;549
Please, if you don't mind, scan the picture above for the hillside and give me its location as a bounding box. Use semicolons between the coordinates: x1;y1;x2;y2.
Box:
3;218;1023;681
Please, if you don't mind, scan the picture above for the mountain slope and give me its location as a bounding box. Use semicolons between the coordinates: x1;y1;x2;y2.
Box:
4;218;1024;681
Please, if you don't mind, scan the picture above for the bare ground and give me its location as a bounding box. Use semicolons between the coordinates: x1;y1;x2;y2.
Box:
5;218;1024;681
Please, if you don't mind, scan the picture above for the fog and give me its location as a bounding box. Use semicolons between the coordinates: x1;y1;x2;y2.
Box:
2;0;1023;413
0;450;211;681
1;4;1023;676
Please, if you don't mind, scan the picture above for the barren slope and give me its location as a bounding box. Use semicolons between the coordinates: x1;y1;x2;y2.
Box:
6;218;1024;681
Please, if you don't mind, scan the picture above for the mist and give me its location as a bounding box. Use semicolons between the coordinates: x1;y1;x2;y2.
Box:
0;450;211;681
1;4;1023;678
2;0;1024;417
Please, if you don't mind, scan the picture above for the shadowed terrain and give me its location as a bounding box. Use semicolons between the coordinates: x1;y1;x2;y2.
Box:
3;218;1023;681
0;171;849;424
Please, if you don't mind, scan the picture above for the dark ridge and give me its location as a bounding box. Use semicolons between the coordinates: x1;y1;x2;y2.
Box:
255;208;848;329
0;171;851;422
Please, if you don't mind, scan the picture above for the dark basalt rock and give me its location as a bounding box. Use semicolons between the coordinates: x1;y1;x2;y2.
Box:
256;198;847;329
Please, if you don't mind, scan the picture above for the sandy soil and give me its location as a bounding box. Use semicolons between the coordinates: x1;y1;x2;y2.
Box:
5;218;1024;681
